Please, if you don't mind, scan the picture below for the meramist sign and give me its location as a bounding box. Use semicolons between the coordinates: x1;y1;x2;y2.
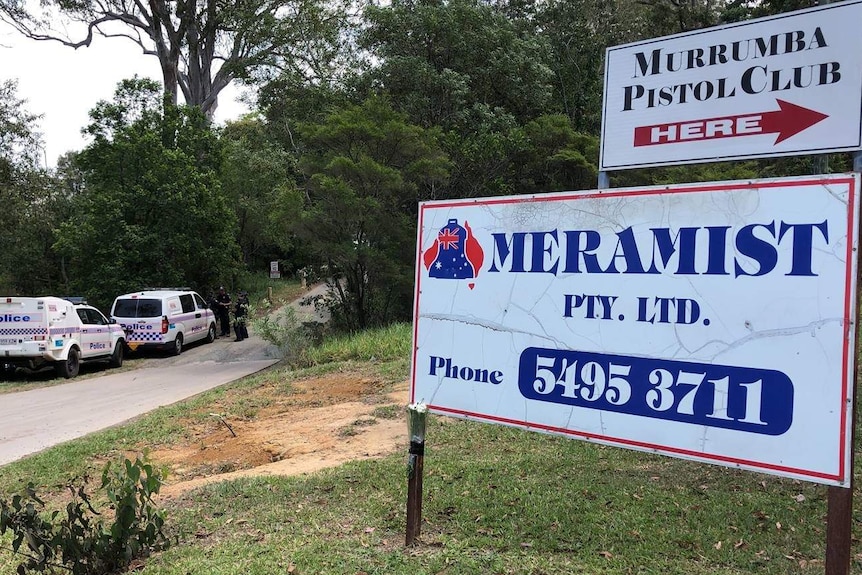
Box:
600;1;862;170
410;175;859;486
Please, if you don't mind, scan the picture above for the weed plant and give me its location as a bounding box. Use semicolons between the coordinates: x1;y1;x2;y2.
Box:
0;456;169;575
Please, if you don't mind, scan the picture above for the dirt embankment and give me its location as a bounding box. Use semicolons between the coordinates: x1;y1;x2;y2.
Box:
154;373;409;497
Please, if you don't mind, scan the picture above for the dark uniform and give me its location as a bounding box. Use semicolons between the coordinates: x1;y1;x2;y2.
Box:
233;292;249;341
215;287;232;336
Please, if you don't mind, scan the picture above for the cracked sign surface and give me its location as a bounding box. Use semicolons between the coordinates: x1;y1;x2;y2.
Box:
410;174;859;486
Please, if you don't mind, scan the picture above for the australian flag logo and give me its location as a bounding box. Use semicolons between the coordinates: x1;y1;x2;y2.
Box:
423;219;485;285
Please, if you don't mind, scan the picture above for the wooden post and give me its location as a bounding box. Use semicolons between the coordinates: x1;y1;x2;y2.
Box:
825;155;862;575
406;402;427;546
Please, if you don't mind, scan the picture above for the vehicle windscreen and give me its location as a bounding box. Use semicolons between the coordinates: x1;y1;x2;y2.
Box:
112;298;162;318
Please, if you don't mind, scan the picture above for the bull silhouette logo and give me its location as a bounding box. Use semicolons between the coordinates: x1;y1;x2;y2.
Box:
422;219;484;288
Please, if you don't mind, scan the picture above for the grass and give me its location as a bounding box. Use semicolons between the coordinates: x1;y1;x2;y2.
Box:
0;323;411;496
130;418;859;575
2;321;860;574
306;322;411;365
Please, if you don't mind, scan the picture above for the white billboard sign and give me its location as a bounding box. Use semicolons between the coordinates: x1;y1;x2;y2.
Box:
600;1;862;171
410;175;859;486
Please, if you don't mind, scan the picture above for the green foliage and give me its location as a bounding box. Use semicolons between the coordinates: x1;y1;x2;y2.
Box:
536;0;651;133
220;117;304;271
635;0;725;34
0;79;42;171
250;305;319;366
515;114;600;192
0;456;169;575
55;79;240;308
296;96;450;329
0;79;67;295
361;0;554;130
304;322;411;365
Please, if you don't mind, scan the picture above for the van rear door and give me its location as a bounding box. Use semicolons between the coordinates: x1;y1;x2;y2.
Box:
0;298;49;354
111;297;163;348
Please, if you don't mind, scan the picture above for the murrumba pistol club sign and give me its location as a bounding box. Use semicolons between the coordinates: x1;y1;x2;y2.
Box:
410;174;859;486
600;0;862;170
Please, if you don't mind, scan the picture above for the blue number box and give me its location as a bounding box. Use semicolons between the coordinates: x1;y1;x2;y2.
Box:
518;348;793;435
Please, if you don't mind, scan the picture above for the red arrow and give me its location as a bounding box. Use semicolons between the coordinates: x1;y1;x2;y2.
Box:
633;100;829;147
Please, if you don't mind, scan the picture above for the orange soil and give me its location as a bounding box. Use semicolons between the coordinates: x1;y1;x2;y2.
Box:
153;374;409;497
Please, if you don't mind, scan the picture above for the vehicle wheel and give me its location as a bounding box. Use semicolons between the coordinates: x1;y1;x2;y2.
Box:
206;323;216;344
55;347;80;379
109;341;124;368
171;334;183;356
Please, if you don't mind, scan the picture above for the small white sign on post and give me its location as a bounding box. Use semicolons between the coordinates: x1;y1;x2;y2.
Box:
410;174;859;486
269;261;280;279
600;0;862;171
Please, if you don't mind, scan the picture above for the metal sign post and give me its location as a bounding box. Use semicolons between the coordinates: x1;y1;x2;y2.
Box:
405;402;427;546
824;150;862;575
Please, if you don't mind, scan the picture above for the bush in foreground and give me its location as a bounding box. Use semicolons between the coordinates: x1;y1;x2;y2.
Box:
0;456;169;574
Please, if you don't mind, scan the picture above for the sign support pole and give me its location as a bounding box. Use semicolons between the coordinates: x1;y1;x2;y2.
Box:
598;171;610;190
825;150;862;575
405;403;427;546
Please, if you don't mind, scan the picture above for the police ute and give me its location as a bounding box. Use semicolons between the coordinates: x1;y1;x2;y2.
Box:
0;296;126;378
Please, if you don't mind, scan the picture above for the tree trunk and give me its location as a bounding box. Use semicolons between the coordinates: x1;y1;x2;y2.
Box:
161;62;180;108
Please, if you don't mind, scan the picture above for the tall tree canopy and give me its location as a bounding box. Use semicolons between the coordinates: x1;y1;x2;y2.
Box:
220;117;302;270
296;96;450;329
0;80;70;294
360;0;554;130
56;79;239;308
0;0;350;116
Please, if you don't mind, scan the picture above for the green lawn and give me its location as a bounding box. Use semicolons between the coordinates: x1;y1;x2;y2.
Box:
134;417;856;575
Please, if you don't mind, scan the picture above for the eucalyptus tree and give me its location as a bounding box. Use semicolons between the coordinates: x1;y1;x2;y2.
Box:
221;117;302;270
0;0;352;117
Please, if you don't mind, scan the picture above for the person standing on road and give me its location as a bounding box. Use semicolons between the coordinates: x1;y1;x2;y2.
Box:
216;286;232;337
233;291;250;342
208;291;221;338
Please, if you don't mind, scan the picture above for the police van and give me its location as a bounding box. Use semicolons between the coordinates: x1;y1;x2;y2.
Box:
110;289;216;355
0;296;126;378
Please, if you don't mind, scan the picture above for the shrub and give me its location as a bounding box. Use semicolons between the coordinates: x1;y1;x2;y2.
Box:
0;455;170;574
251;304;322;367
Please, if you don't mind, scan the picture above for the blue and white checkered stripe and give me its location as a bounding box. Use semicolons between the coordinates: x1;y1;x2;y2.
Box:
128;331;164;343
0;327;47;336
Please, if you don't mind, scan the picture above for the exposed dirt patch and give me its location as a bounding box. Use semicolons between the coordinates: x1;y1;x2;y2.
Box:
154;373;409;497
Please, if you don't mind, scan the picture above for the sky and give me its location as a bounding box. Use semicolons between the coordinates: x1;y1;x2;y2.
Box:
0;23;251;167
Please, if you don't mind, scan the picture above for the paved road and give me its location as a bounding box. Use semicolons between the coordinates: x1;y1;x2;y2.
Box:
0;330;280;465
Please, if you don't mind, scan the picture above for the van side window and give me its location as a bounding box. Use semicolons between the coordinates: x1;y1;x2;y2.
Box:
76;309;90;324
179;294;195;314
194;294;208;310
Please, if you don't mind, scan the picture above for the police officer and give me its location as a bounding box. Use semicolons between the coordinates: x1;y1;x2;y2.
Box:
233;291;249;342
215;286;232;337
